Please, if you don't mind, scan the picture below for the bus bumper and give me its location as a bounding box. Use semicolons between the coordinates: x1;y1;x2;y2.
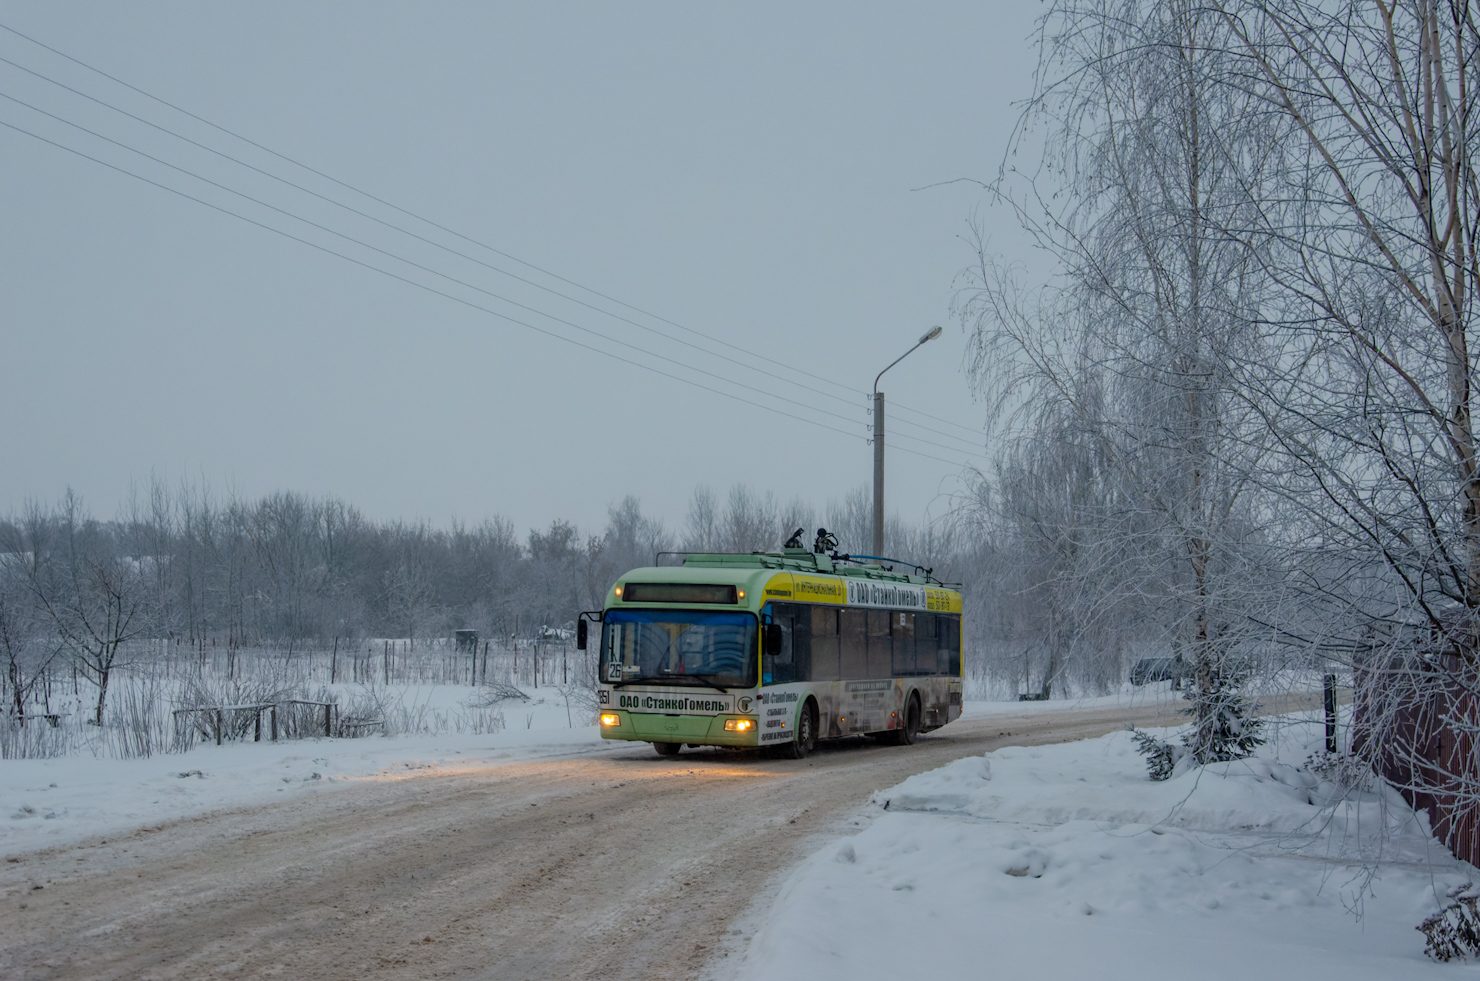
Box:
598;710;760;747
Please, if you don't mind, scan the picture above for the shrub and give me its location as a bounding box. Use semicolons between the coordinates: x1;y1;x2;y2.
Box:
1183;667;1265;764
1420;883;1480;961
1131;729;1184;781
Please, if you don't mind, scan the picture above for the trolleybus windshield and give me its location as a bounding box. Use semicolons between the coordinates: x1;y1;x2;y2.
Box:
600;610;757;689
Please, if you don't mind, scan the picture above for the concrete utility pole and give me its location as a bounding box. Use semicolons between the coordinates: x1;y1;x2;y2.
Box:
872;326;942;556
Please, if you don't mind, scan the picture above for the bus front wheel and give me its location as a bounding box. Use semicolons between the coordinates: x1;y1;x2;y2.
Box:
653;741;681;756
778;700;817;760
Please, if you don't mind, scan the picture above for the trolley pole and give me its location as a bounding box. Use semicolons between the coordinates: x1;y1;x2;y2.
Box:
872;326;942;557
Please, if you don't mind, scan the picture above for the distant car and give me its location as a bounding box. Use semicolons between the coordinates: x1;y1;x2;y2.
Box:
1131;657;1190;687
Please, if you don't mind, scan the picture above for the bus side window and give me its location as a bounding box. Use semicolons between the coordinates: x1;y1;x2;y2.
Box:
788;603;812;682
810;605;840;681
921;614;941;675
763;603;800;686
917;615;938;675
893;611;918;676
939;615;961;676
866;609;892;678
839;608;868;680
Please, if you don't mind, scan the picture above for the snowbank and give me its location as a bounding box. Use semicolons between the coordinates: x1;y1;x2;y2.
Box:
1;693;614;855
2;693;1145;859
737;719;1475;979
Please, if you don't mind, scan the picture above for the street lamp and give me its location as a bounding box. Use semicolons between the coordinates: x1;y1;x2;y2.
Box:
872;326;943;557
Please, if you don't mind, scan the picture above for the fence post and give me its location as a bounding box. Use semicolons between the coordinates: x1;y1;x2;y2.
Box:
271;704;278;741
324;702;332;738
255;708;262;742
1324;673;1338;754
215;708;222;746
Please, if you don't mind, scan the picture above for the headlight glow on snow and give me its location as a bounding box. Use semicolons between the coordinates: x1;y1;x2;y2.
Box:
724;718;754;732
600;713;621;727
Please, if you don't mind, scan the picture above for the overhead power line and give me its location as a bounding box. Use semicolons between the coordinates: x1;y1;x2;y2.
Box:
0;81;985;464
0;24;987;465
0;114;896;448
0;107;973;473
0;53;985;456
0;87;889;434
0;51;914;429
0;19;986;445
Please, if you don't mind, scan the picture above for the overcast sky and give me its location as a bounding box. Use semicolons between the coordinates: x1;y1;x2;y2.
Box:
0;2;1042;544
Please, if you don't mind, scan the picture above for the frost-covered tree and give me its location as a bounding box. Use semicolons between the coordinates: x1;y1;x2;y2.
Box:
6;493;154;724
0;571;62;721
959;0;1285;751
1202;0;1480;854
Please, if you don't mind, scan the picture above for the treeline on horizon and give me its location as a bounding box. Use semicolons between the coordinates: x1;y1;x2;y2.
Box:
0;482;971;651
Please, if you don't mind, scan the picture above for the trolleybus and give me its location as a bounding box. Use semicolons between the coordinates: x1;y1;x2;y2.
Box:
577;535;963;757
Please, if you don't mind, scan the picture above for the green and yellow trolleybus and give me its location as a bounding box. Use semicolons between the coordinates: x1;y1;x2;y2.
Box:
578;536;963;758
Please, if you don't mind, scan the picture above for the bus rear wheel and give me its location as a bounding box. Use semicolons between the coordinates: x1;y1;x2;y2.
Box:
652;741;681;756
777;700;817;760
897;694;921;746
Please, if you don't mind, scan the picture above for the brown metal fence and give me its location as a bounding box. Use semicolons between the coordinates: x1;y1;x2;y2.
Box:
1353;656;1480;866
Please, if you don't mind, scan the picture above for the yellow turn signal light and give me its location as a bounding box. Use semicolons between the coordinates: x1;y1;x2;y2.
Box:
600;713;621;727
724;718;755;732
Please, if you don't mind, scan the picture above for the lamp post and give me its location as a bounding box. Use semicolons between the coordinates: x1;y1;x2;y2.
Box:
872;326;943;556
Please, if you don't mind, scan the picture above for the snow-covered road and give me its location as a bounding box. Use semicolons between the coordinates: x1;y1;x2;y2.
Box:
0;699;1195;981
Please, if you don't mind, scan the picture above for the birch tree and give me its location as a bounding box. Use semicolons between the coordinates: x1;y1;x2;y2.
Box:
961;0;1285;753
1213;1;1480;647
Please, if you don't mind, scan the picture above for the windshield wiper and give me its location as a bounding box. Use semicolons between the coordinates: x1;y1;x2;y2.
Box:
610;677;704;689
612;675;729;693
658;671;731;693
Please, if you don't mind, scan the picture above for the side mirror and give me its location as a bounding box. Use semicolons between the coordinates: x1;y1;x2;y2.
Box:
765;623;783;657
576;619;588;650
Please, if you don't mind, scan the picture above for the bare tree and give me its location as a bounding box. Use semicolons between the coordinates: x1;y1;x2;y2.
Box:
0;571;63;722
1211;1;1480;639
684;486;720;552
13;493;153;724
1182;0;1480;868
958;0;1288;744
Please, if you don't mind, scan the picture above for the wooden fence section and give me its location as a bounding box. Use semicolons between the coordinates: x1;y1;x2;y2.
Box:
173;700;338;745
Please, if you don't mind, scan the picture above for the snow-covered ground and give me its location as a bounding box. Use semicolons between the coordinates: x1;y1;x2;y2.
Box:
1;691;609;855
735;716;1477;978
2;689;1192;857
9;690;1467;973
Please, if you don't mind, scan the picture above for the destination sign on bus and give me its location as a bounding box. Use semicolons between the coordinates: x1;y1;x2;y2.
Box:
845;580;926;609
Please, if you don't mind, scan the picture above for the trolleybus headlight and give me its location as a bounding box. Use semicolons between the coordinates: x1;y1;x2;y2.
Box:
600;713;622;727
724;718;754;732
